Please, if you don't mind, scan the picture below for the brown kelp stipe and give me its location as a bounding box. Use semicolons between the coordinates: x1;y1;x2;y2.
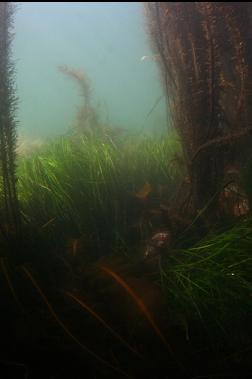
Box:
0;257;24;313
65;291;143;359
99;265;178;360
21;266;134;379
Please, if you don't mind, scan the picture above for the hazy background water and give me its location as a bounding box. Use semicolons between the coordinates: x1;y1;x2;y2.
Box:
13;2;167;139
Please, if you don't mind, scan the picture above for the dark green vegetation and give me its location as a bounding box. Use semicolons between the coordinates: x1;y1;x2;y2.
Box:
17;134;182;257
0;134;252;378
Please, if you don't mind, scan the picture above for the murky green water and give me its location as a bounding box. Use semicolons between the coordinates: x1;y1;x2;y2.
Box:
13;2;167;139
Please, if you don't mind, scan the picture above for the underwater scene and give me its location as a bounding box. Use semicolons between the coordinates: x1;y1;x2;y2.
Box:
0;2;252;378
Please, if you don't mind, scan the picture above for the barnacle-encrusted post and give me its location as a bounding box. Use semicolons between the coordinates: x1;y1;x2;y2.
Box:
0;2;21;240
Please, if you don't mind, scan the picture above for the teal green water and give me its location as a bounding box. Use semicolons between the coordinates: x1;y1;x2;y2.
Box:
13;2;167;139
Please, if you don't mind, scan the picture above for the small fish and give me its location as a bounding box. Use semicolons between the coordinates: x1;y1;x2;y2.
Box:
134;182;152;200
66;237;81;257
41;217;56;229
225;166;241;176
220;182;250;217
144;245;159;259
219;73;236;90
160;203;170;212
149;208;162;215
164;8;170;17
178;313;190;342
140;54;159;62
72;239;79;256
151;231;171;248
184;175;191;184
144;231;171;259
